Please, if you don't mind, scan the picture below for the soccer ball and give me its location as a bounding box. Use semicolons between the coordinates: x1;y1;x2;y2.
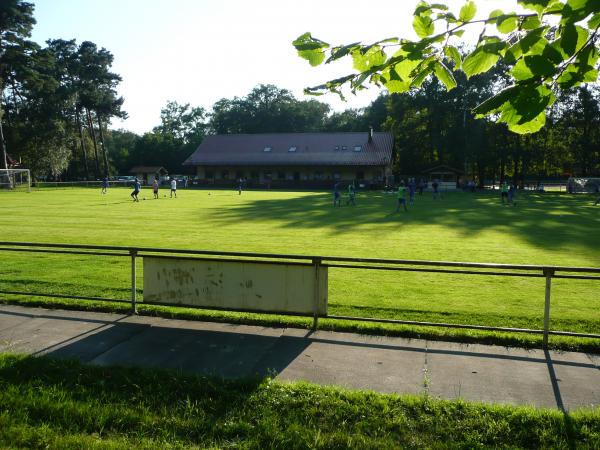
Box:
164;194;166;198
143;197;146;200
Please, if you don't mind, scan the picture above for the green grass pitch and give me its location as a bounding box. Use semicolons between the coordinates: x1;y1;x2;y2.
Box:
1;186;599;349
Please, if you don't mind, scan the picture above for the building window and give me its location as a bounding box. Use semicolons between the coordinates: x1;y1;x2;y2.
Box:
236;171;244;179
353;145;362;152
263;146;272;152
333;173;341;180
221;170;229;180
205;170;214;179
250;171;259;179
288;146;297;152
264;171;272;180
293;172;300;181
356;171;364;180
341;145;347;151
334;145;340;151
277;171;285;180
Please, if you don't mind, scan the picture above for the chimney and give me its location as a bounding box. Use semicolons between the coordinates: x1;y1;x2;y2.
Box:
368;126;373;143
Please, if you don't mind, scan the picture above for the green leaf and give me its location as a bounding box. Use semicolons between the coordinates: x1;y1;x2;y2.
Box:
444;45;462;68
500;83;555;134
560;25;589;57
351;46;387;71
589;12;600;29
506;111;547;133
292;32;330;51
298;50;326;67
522;15;542;30
459;1;477;22
433;61;457;90
326;43;360;63
488;9;504;20
511;55;556;80
411;67;434;87
462;46;500;78
561;0;598;24
413;14;435;38
517;1;551;16
497;14;519;34
293;33;330;67
473;85;519;116
381;68;412;93
393;56;422;80
505;27;547;63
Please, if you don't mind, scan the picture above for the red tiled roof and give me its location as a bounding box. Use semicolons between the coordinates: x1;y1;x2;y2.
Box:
183;132;393;167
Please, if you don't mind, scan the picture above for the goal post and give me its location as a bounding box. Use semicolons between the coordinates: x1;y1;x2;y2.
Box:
0;169;31;192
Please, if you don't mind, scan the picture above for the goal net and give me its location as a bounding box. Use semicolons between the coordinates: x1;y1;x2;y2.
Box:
0;169;31;192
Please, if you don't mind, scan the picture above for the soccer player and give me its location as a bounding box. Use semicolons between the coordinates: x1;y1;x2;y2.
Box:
101;177;109;194
152;178;159;199
500;181;509;204
170;177;177;198
347;183;356;206
408;178;416;204
333;182;341;207
238;178;243;195
432;179;440;199
508;183;516;206
396;183;408;212
131;178;141;202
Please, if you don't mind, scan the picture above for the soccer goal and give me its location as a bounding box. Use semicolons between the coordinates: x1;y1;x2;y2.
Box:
0;169;31;192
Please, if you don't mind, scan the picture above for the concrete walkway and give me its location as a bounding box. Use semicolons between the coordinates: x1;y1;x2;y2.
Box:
0;304;598;411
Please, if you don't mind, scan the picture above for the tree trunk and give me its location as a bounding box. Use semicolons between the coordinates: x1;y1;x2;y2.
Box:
75;109;90;179
86;108;100;179
97;115;109;177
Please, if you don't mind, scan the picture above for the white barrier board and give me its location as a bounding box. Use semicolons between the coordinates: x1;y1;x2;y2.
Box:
143;256;327;315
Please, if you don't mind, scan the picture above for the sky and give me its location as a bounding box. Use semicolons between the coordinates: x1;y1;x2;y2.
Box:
31;0;523;134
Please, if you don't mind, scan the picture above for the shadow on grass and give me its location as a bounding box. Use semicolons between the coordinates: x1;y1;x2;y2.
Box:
0;354;266;444
205;191;600;253
1;354;596;449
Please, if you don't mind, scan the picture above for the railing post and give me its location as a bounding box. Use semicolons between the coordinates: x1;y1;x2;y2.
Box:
543;268;554;348
312;257;322;330
130;249;138;314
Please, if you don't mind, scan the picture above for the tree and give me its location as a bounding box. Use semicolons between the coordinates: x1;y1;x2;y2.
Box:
76;41;125;178
0;0;35;179
209;84;330;134
293;0;600;134
154;101;207;144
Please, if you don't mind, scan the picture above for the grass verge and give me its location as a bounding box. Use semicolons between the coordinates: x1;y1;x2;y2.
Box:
1;353;599;449
2;296;599;353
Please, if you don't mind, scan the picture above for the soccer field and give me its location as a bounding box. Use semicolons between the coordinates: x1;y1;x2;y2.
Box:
1;187;599;347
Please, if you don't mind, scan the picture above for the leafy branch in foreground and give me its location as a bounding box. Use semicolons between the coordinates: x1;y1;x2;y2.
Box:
293;0;600;133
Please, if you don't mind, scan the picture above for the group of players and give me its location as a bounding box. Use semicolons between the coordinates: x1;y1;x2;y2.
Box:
333;178;442;212
100;177;179;201
100;175;600;207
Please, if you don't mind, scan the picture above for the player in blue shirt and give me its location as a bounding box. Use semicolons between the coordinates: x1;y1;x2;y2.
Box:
131;178;141;202
101;177;109;195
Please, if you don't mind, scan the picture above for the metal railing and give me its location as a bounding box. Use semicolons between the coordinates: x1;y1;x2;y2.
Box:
1;241;599;347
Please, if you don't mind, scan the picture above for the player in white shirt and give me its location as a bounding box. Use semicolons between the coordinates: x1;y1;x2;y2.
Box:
170;178;177;198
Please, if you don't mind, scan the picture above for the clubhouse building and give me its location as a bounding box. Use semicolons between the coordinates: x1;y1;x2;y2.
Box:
183;130;394;188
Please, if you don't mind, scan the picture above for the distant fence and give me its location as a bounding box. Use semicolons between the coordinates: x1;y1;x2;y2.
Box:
1;241;599;347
